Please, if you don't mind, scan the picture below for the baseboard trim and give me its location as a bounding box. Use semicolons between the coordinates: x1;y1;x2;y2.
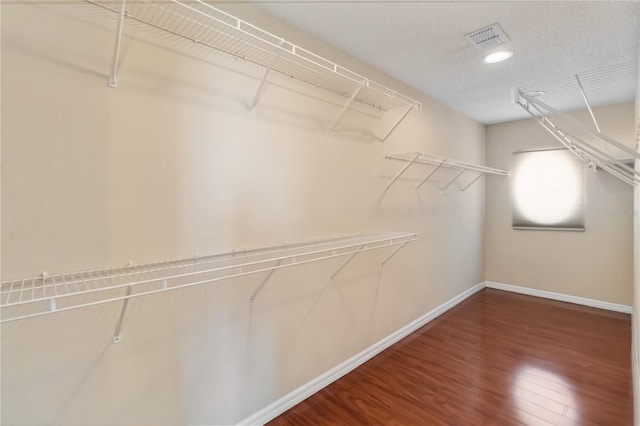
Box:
485;281;632;314
237;282;485;425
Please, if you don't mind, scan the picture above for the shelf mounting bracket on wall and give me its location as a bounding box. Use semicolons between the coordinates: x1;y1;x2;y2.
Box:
327;82;366;133
380;105;413;142
381;240;409;266
112;285;132;343
460;172;484;191
248;39;285;117
384;152;422;193
574;74;601;133
416;159;447;190
440;169;466;192
330;244;364;279
108;0;127;88
249;259;283;303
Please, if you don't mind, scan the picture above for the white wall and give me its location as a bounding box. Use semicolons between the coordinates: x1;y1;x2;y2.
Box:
1;3;486;425
485;102;635;305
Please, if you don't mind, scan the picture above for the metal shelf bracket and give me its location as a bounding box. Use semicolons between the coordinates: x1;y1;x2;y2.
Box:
330;244;364;279
440;169;466;192
384;152;422;193
574;74;601;133
416;159;447;190
248;39;285;117
249;259;283;303
113;285;132;343
108;0;126;88
380;105;413;142
327;82;365;133
461;173;484;191
382;240;409;266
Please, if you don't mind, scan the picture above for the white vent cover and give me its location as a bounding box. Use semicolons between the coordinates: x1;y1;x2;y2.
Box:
465;23;510;51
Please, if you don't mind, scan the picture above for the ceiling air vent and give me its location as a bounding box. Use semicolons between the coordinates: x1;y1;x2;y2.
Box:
465;23;510;51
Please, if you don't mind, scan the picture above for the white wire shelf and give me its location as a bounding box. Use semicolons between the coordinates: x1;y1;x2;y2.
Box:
384;152;509;193
88;0;421;139
515;64;639;187
0;232;418;339
518;62;637;113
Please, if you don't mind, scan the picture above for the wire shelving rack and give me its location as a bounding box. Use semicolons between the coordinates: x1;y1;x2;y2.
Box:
1;232;418;341
515;62;639;187
384;152;509;193
87;0;422;140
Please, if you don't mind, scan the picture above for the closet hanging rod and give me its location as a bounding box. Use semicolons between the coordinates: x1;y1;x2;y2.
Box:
1;232;418;324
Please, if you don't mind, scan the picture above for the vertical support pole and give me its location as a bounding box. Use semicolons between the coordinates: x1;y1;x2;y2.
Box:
113;285;132;343
575;74;601;133
384;153;421;193
440;169;466;192
250;259;283;303
108;0;127;88
382;241;410;266
327;82;364;133
331;245;364;279
379;105;412;142
248;40;284;116
460;173;484;191
416;159;447;190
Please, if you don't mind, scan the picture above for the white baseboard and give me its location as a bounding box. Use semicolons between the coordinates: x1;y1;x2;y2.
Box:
237;282;485;426
485;281;632;314
238;280;631;425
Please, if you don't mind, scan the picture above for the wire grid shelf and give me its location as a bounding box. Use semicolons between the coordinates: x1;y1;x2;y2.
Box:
386;152;510;176
383;152;509;193
515;63;640;187
1;232;418;324
518;62;638;113
87;0;421;113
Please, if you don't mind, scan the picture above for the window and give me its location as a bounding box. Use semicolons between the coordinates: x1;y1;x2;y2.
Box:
511;148;585;230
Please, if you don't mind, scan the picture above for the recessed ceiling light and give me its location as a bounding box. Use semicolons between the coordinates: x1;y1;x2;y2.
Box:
483;50;513;64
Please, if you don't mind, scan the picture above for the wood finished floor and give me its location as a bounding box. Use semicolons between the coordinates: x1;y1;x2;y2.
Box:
268;289;632;425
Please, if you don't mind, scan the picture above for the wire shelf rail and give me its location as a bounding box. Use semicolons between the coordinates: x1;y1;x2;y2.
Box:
515;64;640;187
384;152;509;193
1;232;418;340
518;62;637;113
87;0;421;139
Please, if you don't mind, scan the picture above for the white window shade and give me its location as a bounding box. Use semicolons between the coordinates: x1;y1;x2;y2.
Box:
511;148;585;230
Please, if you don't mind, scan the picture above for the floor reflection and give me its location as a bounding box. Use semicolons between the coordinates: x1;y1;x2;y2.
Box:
512;365;578;425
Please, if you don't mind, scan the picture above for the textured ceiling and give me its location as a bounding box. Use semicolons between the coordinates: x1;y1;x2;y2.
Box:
254;1;639;124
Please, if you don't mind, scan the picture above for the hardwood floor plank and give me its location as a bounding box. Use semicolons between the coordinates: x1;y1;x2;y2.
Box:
268;289;632;425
